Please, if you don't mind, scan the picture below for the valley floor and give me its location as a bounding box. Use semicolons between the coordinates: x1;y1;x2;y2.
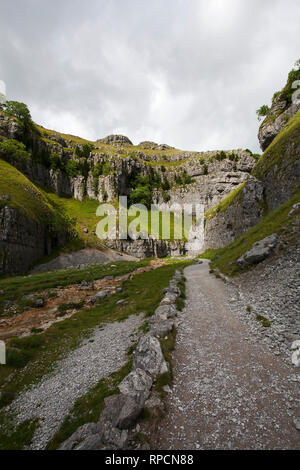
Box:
152;261;299;450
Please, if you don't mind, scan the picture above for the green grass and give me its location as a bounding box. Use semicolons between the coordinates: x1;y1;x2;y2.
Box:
0;159;59;225
0;414;39;450
256;315;271;328
0;260;148;318
205;182;246;219
46;361;132;450
39;187;102;250
176;276;187;312
199;186;300;276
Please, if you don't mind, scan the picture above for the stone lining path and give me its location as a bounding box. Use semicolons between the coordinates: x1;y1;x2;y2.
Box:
152;261;300;450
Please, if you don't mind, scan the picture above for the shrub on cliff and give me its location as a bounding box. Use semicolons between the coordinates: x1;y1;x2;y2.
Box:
256;105;270;121
1;101;37;146
0;139;31;166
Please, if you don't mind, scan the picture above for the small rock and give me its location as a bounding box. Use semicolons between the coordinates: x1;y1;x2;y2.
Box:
34;298;45;308
91;290;111;303
293;417;300;431
291;340;300;351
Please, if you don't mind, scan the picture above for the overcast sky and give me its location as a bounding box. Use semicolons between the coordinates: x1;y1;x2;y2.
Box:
0;0;299;153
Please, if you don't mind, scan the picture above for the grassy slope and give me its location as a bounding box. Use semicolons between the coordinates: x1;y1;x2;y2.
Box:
200;186;300;275
0;159;57;224
39;187;103;252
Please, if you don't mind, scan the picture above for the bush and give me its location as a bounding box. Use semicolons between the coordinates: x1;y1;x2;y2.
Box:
130;185;152;208
75;143;94;159
162;191;171;203
215;151;227;161
0;139;31;166
2;101;35;145
203;164;208;175
102;162;113;176
50;152;63;172
162;177;170;191
256;105;270;121
65;159;82;178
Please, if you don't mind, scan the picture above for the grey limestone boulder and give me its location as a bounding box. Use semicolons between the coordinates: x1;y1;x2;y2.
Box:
236;234;279;268
132;334;166;378
118;368;152;406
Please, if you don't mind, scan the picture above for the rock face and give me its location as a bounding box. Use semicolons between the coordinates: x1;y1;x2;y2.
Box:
204;176;265;250
0;206;65;275
236;234;279;268
109;239;186;259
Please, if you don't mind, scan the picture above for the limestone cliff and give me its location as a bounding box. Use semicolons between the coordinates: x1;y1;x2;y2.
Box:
258;64;300;151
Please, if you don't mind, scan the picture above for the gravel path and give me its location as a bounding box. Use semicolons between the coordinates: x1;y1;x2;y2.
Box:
153;262;300;450
9;313;145;450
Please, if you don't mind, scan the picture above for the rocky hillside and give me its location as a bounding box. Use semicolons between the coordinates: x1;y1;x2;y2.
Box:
0;63;299;275
0;103;257;273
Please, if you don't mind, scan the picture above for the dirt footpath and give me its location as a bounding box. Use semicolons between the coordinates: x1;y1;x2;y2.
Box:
152;261;300;450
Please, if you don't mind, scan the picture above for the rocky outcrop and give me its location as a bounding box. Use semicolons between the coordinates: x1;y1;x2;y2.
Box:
108;239;186;259
254;111;300;213
204;176;265;250
258;97;300;152
97;135;133;146
0;112;22;140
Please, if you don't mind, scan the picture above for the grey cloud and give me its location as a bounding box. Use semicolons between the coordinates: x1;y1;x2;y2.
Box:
0;0;299;152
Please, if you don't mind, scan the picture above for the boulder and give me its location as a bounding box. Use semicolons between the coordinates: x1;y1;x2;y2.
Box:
59;419;129;450
132;334;165;378
101;394;142;430
236;234;279;268
149;319;174;338
292;341;300;367
118;369;153;406
155;304;177;319
59;423;98;450
289;203;300;217
160;293;177;304
91;290;111;303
